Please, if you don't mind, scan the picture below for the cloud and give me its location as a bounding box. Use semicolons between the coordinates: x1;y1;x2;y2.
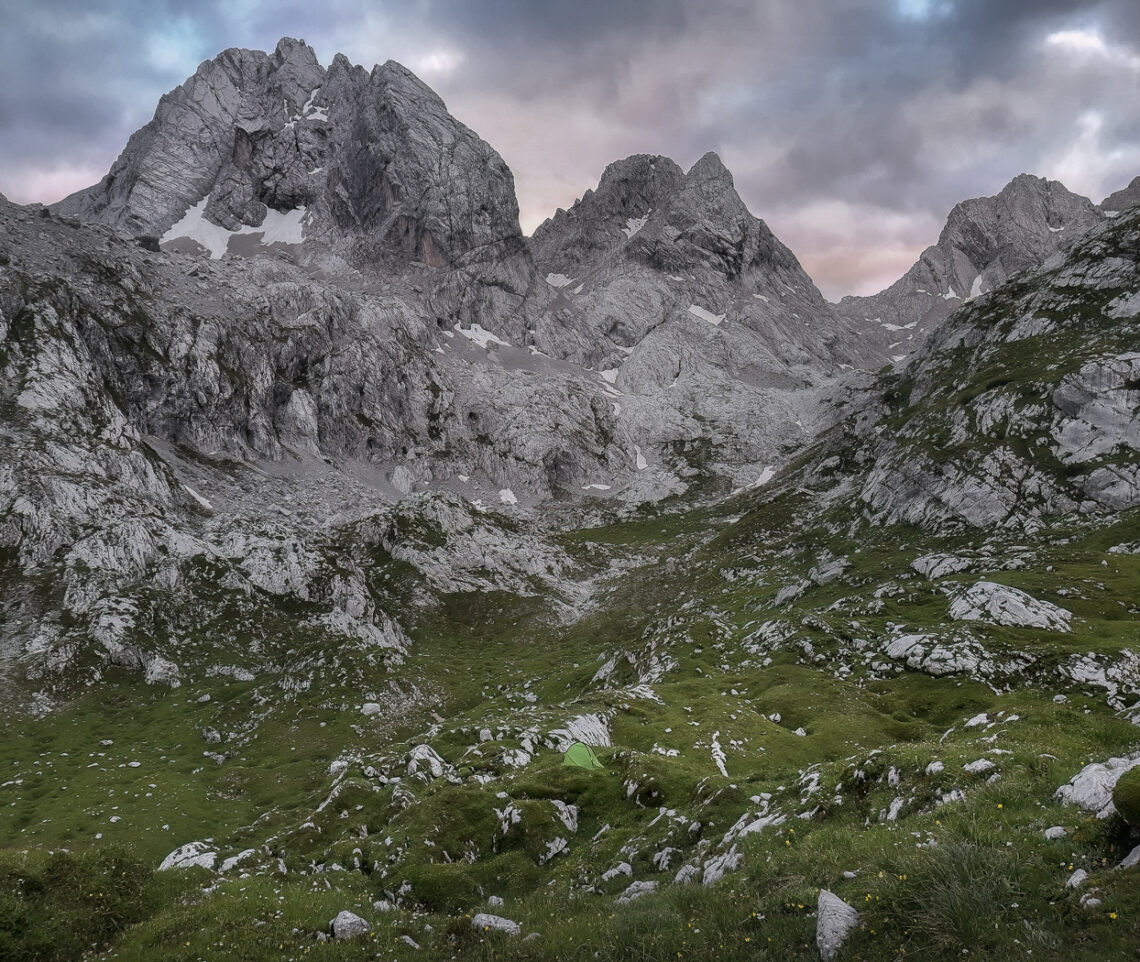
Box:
0;0;1137;298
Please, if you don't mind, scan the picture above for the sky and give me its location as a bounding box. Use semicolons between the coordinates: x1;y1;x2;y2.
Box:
1;0;1138;299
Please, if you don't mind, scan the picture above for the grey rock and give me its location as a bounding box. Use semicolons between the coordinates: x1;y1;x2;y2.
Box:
158;841;217;871
330;910;370;939
616;880;658;903
816;889;859;962
1055;753;1140;818
948;582;1072;632
1065;868;1089;888
471;913;520;935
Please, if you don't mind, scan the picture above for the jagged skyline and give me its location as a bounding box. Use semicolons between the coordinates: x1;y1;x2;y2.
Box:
2;0;1138;298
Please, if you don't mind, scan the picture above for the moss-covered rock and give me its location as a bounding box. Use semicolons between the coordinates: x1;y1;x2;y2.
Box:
1112;765;1140;827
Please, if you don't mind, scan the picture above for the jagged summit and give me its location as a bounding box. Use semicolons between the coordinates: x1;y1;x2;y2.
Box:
530;154;684;274
533;150;809;287
838;172;1105;362
53;38;523;274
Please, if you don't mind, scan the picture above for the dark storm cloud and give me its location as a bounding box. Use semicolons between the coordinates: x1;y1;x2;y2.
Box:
1;0;1137;297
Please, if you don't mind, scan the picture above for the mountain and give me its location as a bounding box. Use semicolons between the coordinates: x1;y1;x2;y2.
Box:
49;41;888;505
839;173;1106;362
54;38;523;271
526;151;882;488
4;37;1140;962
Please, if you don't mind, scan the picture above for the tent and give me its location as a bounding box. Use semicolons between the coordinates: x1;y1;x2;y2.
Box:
563;741;604;769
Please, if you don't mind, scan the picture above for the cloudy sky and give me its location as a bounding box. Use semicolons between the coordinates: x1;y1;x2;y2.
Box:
2;0;1138;298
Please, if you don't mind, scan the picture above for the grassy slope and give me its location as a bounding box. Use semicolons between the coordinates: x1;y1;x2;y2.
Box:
2;489;1139;962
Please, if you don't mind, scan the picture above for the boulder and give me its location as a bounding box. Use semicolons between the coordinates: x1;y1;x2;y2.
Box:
817;889;859;961
471;913;521;935
1055;753;1140;818
330;911;370;939
949;582;1071;632
158;842;217;871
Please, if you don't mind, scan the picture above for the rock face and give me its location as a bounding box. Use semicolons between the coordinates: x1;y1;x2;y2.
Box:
840;174;1106;363
816;889;859;961
531;154;685;276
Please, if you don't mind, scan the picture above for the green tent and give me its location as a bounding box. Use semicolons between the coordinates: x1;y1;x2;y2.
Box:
563;741;604;769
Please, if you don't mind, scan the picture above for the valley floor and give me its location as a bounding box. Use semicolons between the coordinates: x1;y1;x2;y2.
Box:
3;488;1140;961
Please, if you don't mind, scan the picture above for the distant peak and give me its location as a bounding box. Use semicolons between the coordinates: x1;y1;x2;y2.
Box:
371;60;445;103
273;37;317;60
597;154;683;190
687;151;729;179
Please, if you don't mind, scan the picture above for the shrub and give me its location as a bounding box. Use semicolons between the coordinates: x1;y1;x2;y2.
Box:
1112;765;1140;827
0;846;154;962
877;841;1024;958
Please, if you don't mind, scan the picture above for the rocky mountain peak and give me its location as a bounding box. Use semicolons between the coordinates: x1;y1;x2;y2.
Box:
529;154;684;274
52;40;523;276
685;149;731;182
839;171;1105;363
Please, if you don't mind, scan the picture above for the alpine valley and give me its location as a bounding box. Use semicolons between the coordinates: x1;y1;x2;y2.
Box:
2;38;1140;962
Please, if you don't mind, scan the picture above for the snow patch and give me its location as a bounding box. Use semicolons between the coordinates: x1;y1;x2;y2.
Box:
182;484;213;510
688;304;725;326
750;466;776;488
161;199;308;259
455;323;511;349
622;214;649;239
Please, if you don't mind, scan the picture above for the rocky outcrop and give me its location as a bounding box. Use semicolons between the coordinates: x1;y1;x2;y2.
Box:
838;206;1140;532
839;174;1106;363
948;582;1072;632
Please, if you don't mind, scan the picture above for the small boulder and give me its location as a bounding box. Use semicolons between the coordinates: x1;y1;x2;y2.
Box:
963;759;996;775
1044;826;1067;840
1066;869;1089;889
1056;753;1140;818
616;880;658;904
471;913;521;935
330;911;370;939
817;889;859;962
158;842;217;871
